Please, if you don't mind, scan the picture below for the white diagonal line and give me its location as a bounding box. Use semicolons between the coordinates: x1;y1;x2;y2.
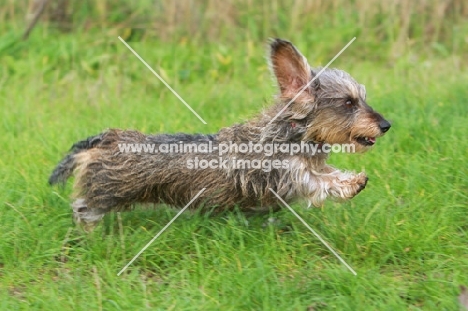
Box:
268;188;357;275
267;37;356;125
117;188;206;276
118;36;207;125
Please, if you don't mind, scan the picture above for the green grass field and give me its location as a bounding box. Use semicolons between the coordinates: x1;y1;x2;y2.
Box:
1;3;468;309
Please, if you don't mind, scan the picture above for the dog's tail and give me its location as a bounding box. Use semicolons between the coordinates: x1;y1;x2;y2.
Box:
48;133;104;185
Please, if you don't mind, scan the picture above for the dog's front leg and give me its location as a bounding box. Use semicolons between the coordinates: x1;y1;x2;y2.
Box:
299;166;368;206
322;166;368;200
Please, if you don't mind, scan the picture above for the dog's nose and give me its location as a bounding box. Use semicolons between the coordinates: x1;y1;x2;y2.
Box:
379;120;391;133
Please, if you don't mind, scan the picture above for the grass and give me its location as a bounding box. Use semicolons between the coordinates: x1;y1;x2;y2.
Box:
1;7;468;310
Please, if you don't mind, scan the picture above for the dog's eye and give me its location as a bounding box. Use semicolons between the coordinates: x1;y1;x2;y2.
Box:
345;99;354;106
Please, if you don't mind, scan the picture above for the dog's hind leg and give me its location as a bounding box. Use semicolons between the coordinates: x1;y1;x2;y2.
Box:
72;198;108;232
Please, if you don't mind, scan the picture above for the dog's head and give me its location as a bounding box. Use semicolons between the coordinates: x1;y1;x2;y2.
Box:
269;38;390;152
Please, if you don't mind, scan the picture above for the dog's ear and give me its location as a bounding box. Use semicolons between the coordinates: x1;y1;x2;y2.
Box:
360;84;367;100
269;39;313;98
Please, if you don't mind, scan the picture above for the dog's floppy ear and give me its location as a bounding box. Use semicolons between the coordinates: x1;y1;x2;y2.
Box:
269;38;313;98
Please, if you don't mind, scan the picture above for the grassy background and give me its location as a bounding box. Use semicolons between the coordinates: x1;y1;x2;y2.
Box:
1;1;468;310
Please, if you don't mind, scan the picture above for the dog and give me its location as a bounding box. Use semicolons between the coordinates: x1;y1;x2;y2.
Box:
49;38;390;231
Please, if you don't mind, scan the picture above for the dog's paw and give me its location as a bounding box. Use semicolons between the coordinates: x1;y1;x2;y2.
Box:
326;171;368;200
355;172;368;194
354;173;369;196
